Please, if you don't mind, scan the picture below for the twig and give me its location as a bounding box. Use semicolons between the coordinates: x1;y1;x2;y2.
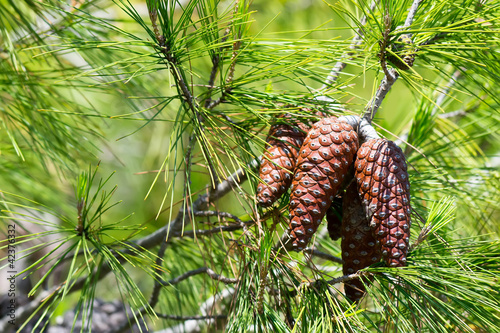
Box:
363;69;399;122
156;35;221;187
404;0;423;28
153;288;235;333
155;314;227;321
204;0;240;108
159;267;238;287
206;95;226;110
194;210;250;235
205;36;240;111
327;271;366;285
135;158;258;249
194;210;243;224
147;0;162;43
112;268;237;333
379;11;396;80
363;0;423;123
338;115;380;142
226;41;241;85
176;221;254;238
320;0;379;89
206;9;242;111
111;265;237;332
304;248;343;264
300;271;367;291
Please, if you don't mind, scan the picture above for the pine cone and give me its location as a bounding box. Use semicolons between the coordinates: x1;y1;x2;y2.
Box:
289;117;359;250
257;116;308;207
341;182;381;302
257;110;327;207
326;196;343;241
354;139;411;267
387;34;415;70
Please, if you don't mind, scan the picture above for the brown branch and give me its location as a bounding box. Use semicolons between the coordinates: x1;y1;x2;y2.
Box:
156;314;227;321
326;271;367;285
204;0;240;108
176;220;254;238
193;210;252;235
300;271;368;292
194;210;244;224
159;267;239;287
135;158;258;249
304;248;343;264
148;135;197;312
147;1;162;43
205;37;240;112
378;11;395;80
157;39;223;187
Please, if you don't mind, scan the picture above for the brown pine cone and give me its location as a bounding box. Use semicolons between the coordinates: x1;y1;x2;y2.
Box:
341;182;381;302
326;196;343;241
257;116;308;207
354;139;411;267
289;117;359;250
257;110;327;207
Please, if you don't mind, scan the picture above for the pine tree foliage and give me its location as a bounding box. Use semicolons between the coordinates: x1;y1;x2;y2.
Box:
0;0;499;332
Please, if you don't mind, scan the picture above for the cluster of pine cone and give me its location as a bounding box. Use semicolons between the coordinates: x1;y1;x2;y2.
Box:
257;110;411;302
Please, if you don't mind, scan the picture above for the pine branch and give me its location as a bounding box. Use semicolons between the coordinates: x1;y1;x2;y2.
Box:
362;68;399;122
156;41;220;187
153;288;235;333
159;267;239;286
320;0;379;89
194;210;244;225
158;44;199;115
304;248;343;264
155;314;227;321
135;158;258;249
363;0;423;123
326;271;367;285
404;0;423;28
111;269;236;333
177;220;254;238
204;0;239;108
206;40;241;110
0;160;257;329
300;271;368;291
147;0;162;43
